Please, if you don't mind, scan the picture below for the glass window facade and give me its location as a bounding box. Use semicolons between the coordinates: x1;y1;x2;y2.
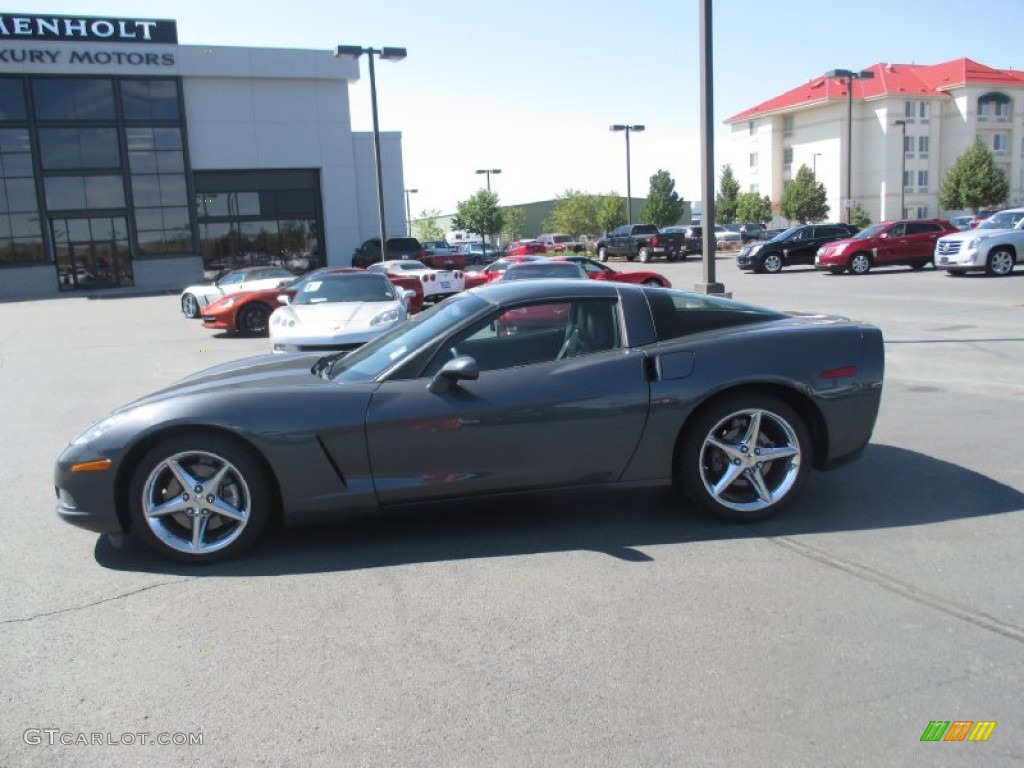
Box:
194;170;324;279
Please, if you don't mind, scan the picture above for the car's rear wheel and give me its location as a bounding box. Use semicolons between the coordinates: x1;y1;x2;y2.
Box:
910;260;929;271
642;278;662;286
236;303;271;336
638;247;652;263
598;247;608;263
181;293;200;318
986;247;1015;276
849;252;872;275
678;394;810;521
762;253;784;273
129;433;272;563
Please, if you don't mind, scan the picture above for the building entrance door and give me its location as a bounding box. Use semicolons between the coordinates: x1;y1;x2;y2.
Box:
53;217;133;290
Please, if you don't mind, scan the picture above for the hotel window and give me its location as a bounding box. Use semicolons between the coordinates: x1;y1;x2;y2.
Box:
903;135;913;155
915;206;929;219
749;120;757;136
749;152;758;168
905;100;929;122
782;115;794;137
903;170;912;190
994;133;1009;154
918;136;929;158
917;170;929;191
978;92;1010;122
782;147;793;167
750;184;759;194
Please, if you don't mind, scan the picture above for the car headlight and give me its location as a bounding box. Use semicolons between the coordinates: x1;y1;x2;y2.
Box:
71;412;126;446
965;238;980;250
748;244;763;256
217;297;236;309
271;313;297;327
371;308;401;326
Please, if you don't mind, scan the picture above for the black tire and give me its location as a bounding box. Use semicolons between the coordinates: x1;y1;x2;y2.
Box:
849;252;872;275
598;247;609;263
762;253;784;274
985;247;1015;276
128;433;273;563
638;247;652;263
181;293;200;319
946;270;965;276
910;260;928;271
642;278;662;286
677;394;811;522
828;268;845;275
236;303;271;336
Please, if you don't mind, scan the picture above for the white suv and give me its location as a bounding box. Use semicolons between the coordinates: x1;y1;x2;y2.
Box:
934;207;1024;276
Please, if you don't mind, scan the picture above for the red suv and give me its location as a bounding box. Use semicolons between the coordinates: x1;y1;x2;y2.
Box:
814;219;958;274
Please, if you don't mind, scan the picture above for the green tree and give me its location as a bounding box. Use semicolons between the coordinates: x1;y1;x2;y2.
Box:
639;170;686;227
781;165;830;223
938;140;1009;213
596;192;627;234
735;191;772;225
412;208;445;241
715;165;740;224
501;206;526;241
848;202;871;229
546;189;601;236
452;190;504;244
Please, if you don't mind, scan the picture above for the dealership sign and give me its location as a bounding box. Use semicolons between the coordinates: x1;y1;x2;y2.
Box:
0;14;177;44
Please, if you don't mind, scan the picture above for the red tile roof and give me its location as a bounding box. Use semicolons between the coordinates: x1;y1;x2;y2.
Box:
726;58;1024;123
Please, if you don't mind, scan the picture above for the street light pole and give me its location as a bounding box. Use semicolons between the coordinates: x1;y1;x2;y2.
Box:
335;44;408;260
813;152;822;178
610;124;645;225
404;188;418;236
475;168;501;192
824;68;874;224
892;120;907;218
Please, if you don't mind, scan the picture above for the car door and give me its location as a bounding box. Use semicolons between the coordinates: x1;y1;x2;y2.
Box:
783;227;816;265
873;223;906;264
364;298;651;504
904;222;944;262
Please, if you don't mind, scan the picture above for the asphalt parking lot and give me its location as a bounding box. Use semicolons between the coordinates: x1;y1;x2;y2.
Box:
1;259;1022;766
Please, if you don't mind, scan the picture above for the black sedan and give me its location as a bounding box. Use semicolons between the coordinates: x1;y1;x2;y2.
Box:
55;280;884;562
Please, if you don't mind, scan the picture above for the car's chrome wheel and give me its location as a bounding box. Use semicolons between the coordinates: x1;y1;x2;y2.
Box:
679;395;810;521
130;434;271;562
237;303;271;336
181;293;200;318
986;248;1014;276
849;253;872;275
642;278;662;286
762;253;783;273
638;248;651;263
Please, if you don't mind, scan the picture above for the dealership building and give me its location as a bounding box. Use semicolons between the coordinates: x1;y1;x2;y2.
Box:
0;13;406;299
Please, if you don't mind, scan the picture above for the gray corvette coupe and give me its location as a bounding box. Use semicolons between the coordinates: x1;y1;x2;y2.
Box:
56;280;884;562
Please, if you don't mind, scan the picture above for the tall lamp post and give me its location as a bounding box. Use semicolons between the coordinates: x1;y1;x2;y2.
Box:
892;120;907;218
335;44;408;256
404;188;418;235
475;168;501;192
824;67;874;224
813;152;822;178
610;124;645;225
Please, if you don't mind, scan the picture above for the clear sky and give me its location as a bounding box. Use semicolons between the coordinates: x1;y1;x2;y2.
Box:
14;0;1024;216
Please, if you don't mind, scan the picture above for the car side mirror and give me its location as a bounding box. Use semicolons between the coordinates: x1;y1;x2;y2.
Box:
878;232;889;240
428;356;479;394
277;294;291;305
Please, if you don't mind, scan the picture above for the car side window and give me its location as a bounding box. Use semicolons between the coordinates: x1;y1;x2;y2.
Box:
907;222;938;235
422;299;621;377
889;223;905;237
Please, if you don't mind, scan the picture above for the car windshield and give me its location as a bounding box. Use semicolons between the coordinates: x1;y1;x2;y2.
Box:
501;264;586;280
294;275;395;305
978;211;1024;229
386;261;428;271
770;227;803;242
851;225;885;239
327;293;490;382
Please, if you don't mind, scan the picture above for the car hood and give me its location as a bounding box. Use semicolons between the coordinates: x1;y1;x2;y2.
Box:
283;302;395;329
939;227;1018;241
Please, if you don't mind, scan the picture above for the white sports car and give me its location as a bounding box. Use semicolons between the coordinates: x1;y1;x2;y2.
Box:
367;260;464;303
269;271;411;353
180;266;295;318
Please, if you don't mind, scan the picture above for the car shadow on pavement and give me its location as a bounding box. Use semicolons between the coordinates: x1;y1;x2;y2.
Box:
94;443;1024;577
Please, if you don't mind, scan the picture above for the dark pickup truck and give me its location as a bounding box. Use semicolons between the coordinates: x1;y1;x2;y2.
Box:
595;224;687;263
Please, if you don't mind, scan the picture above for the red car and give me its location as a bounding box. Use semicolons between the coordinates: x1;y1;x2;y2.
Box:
201;267;424;336
558;255;671;287
814;219;959;274
463;255;546;289
505;240;548;257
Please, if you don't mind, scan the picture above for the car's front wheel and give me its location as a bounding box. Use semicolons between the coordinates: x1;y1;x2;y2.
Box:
986;247;1015;276
678;394;810;521
236;303;271;336
762;253;784;273
129;433;273;563
849;252;872;275
181;293;200;318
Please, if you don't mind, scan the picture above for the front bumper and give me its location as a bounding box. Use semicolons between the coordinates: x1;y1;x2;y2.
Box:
934;245;984;270
54;447;124;535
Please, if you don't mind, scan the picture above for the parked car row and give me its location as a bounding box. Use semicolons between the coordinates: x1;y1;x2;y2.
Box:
735;211;1023;277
